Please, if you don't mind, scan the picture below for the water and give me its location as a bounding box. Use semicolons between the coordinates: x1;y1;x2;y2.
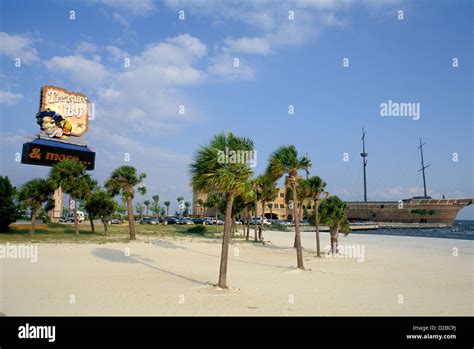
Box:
350;220;474;241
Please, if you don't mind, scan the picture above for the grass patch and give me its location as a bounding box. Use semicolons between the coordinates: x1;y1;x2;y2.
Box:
0;222;225;243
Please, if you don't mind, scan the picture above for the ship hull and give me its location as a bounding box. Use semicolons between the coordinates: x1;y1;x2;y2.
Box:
347;198;473;225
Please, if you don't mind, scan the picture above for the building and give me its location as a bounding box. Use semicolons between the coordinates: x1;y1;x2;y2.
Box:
192;187;316;220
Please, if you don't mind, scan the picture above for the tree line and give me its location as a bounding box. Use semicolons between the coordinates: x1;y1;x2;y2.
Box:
0;131;350;289
190;132;349;288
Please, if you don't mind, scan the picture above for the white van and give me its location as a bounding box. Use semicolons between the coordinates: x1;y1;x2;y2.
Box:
66;211;85;223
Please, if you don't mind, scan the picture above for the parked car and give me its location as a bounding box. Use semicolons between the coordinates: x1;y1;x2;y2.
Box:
110;218;121;224
163;217;179;225
249;217;271;226
140;217;158;225
176;217;194;225
64;211;85;223
192;218;205;224
300;220;310;226
204;218;216;225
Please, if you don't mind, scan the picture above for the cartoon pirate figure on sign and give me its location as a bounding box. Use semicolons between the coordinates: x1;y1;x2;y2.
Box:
36;109;73;139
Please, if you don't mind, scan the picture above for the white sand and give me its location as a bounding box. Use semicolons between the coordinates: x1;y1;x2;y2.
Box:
1;230;472;316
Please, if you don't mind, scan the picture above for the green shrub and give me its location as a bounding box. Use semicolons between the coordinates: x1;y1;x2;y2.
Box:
187;225;207;234
0;176;18;231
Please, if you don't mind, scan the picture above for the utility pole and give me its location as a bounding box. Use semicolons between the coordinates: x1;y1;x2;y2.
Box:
361;128;368;202
418;138;431;198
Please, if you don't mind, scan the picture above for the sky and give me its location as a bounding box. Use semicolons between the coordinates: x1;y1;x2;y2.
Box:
0;0;473;218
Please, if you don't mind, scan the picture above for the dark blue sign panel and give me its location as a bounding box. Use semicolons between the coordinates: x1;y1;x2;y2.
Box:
21;139;95;170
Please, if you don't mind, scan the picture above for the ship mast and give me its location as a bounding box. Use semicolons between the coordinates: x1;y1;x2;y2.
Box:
418;138;431;198
361;128;368;202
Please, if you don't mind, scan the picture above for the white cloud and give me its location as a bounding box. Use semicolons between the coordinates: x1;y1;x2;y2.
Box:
137;34;206;67
105;45;127;62
0;32;39;63
0;91;23;105
163;0;393;57
90;0;155;16
87;128;192;206
76;41;98;55
208;53;254;81
112;12;129;28
44;55;109;87
223;37;273;55
41;34;207;135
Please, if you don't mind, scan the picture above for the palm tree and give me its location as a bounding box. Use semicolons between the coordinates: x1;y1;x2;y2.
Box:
184;201;191;216
176;196;184;216
163;201;171;216
85;189;117;236
267;203;273;220
105;166;146;240
197;198;204;216
256;175;278;242
250;178;261;242
306;176;327;257
49;160;89;236
75;175;98;233
238;181;256;241
205;193;220;232
287;178;310;247
160;207;166;216
319;195;350;255
136;202;144;220
190;132;254;288
18;179;54;235
143;200;150;216
267;145;311;270
117;202;126;223
152;195;159;217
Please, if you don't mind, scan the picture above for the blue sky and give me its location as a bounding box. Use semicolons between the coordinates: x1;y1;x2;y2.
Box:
0;0;473;218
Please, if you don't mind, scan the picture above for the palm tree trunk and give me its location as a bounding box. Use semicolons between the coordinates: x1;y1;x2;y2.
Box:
29;208;37;236
315;199;321;257
231;215;235;238
218;193;234;288
260;200;265;242
254;200;258;242
294;205;304;247
215;208;218;233
330;227;337;255
245;209;249;240
89;215;95;233
102;218;109;236
73;197;79;236
127;196;136;240
292;182;304;269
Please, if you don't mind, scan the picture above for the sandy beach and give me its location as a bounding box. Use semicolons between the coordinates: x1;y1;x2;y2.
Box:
1;230;472;316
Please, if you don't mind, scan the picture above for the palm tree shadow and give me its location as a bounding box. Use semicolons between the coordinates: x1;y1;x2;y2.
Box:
151;240;293;271
92;248;208;286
